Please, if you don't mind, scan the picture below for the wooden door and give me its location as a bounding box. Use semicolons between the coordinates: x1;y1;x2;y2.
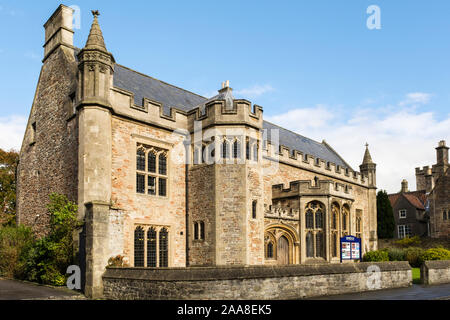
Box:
277;236;289;265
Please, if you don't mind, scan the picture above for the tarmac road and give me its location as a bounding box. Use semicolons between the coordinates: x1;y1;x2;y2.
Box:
0;277;86;300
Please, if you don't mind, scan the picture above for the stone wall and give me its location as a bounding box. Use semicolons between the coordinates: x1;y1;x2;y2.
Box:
429;170;450;238
421;260;450;285
103;262;411;300
16;45;78;237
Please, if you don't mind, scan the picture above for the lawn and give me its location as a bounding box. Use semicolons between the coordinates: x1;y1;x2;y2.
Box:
412;268;421;284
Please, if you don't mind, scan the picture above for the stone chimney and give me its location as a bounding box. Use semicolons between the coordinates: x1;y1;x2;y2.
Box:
43;5;74;62
425;167;434;193
401;179;409;193
436;140;449;165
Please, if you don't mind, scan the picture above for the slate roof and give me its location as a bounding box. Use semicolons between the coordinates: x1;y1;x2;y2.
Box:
111;64;351;169
262;121;350;169
114;64;207;115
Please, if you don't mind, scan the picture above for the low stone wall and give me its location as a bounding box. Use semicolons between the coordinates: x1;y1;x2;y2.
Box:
421;260;450;285
103;262;411;300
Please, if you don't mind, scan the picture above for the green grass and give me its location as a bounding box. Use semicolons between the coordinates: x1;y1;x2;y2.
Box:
412;268;421;284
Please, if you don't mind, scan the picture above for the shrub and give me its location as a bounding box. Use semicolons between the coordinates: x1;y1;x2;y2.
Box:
395;236;421;247
418;248;450;265
404;247;425;267
21;193;81;285
387;247;405;261
363;250;389;262
0;225;34;278
108;255;129;267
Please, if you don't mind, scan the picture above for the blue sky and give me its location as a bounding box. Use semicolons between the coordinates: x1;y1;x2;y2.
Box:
0;0;449;193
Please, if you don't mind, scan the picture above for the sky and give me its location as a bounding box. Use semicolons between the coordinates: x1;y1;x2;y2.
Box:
0;0;449;194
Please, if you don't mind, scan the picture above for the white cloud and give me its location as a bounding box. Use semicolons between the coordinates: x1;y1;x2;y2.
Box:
235;84;274;99
265;93;449;194
0;115;27;152
398;92;432;106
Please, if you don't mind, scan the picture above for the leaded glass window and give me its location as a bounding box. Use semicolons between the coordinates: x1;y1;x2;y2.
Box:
233;140;241;159
159;228;169;267
134;226;145;267
267;241;274;259
136;174;145;194
315;210;323;229
147;228;157;267
222;140;229;159
306;210;314;229
159;178;167;197
148;152;156;173
137;149;145;171
315;232;323;258
159;153;167;175
306;232;314;258
246;140;250;160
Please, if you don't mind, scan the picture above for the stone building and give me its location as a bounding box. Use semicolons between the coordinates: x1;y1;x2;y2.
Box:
16;5;378;297
388;180;429;239
415;141;450;238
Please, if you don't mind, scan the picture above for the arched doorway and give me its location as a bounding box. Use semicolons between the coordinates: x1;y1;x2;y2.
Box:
277;236;289;265
264;224;300;265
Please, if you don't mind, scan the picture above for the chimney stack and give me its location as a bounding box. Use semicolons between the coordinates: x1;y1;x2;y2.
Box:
43;5;74;62
401;179;409;193
436;140;449;165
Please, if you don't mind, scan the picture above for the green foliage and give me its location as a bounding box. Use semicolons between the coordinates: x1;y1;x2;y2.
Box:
418;248;450;265
0;225;34;278
395;236;421;247
0;148;19;227
387;247;405;262
363;250;389;262
19;193;80;286
412;268;421;284
403;247;425;267
376;190;395;239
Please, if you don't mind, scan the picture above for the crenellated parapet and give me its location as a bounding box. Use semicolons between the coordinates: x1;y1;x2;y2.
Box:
263;141;369;187
272;179;355;201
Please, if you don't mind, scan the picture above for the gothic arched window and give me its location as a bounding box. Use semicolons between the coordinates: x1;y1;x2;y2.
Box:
134;226;145;267
315;232;324;258
332;233;338;257
306;232;314;258
137;149;145;171
267;241;274;259
315;210;323;229
252;142;258;162
306;210;314;229
233;139;241;159
147;227;157;267
159;228;169;267
246;140;250;160
148;152;156;173
221;140;229;159
159;153;167;175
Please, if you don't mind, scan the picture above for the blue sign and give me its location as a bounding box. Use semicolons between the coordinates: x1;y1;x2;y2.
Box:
340;235;361;262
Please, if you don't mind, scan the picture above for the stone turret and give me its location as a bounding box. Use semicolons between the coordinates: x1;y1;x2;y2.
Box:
360;143;376;188
76;11;114;299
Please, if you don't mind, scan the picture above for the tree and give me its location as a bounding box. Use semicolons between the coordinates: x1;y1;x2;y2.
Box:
0;148;19;226
377;190;395;238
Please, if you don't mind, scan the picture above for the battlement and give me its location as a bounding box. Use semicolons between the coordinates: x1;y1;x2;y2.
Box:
264;204;300;220
187;98;263;132
272;179;354;200
263;141;369;187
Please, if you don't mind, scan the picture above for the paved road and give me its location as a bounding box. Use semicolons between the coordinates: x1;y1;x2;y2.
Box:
0;278;86;300
312;283;450;300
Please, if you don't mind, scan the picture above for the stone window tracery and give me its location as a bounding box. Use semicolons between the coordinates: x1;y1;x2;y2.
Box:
305;201;325;258
134;225;170;267
136;144;168;197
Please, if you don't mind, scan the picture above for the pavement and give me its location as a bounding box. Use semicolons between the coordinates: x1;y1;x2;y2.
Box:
311;283;450;300
1;276;449;300
0;277;87;300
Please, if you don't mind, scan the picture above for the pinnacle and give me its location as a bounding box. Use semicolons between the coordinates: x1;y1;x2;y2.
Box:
84;10;107;51
362;143;374;164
